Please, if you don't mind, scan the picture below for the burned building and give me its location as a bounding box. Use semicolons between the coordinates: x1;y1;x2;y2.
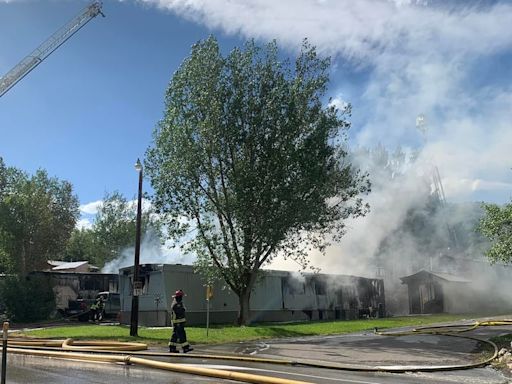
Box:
119;264;385;326
30;271;119;314
400;256;512;315
400;270;471;314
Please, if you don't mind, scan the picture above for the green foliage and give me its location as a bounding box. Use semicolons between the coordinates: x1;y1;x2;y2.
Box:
0;275;55;322
63;227;98;263
61;226;113;268
146;37;369;324
62;191;162;268
0;157;80;275
490;333;512;350
93;191;140;264
478;201;512;264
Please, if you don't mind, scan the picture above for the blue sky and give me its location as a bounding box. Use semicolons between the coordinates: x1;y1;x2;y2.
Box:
1;0;512;243
0;1;231;210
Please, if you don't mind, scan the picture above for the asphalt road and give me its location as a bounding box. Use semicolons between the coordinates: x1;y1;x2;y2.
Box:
5;354;222;384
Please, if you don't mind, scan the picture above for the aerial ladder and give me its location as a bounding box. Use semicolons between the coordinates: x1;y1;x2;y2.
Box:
416;114;459;252
0;1;104;98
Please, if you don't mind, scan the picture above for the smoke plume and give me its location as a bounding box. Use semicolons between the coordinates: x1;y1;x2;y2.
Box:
101;229;195;273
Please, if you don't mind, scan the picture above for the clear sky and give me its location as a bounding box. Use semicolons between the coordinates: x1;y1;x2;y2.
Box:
1;0;511;230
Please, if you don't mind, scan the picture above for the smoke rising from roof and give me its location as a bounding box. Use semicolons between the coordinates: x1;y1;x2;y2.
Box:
270;145;512;314
101;229;195;273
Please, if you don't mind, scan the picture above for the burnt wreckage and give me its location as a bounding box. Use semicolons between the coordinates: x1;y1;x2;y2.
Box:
29;271;119;318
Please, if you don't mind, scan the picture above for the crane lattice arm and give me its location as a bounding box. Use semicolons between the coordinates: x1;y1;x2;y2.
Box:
0;1;104;98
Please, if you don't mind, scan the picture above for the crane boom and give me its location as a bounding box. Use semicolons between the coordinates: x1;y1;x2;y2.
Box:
0;1;104;98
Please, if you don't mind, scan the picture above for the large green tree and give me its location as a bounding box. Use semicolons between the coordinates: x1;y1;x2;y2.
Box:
478;201;512;264
146;37;369;325
0;158;79;275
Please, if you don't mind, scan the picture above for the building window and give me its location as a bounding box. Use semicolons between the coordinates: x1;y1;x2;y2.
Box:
284;276;306;295
315;280;326;295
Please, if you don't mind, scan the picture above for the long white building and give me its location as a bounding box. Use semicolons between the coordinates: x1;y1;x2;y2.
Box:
119;264;386;326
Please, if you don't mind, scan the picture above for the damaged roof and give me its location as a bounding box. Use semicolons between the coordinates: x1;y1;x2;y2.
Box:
400;270;471;284
46;261;99;272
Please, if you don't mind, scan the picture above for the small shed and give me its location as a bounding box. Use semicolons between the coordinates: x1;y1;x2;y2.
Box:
400;270;471;314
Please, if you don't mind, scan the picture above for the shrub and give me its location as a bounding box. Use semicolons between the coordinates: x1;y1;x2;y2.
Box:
0;274;55;322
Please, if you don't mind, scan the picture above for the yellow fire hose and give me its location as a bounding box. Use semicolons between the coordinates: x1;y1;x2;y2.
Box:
2;318;511;380
371;318;512;371
62;338;148;351
4;337;310;384
7;346;312;384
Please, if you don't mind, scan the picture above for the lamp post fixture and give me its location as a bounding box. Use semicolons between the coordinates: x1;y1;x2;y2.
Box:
130;158;143;337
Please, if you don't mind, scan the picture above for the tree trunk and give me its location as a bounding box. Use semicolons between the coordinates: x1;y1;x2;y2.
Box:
237;288;251;326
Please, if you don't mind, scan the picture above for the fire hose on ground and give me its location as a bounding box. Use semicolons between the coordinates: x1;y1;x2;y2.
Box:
7;346;311;384
1;319;511;382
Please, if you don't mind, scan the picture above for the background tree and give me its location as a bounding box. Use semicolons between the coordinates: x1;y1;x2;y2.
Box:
0;158;79;275
62;191;162;268
146;37;369;325
0;158;13;272
62;228;100;265
478;201;512;264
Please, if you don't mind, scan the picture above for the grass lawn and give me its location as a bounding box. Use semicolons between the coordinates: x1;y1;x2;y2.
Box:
18;313;480;347
491;333;512;350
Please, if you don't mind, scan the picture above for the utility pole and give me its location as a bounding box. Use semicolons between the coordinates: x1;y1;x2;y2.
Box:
130;159;143;337
1;322;8;384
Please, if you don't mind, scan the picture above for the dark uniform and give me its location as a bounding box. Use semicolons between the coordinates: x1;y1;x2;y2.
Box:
168;290;193;353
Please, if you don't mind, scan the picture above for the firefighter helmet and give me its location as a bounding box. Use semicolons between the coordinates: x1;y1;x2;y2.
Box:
173;289;184;298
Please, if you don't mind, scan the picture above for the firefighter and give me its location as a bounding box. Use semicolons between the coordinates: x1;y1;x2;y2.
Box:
168;289;193;353
90;294;105;322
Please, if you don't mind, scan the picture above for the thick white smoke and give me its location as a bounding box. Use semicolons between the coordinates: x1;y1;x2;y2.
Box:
101;229;195;273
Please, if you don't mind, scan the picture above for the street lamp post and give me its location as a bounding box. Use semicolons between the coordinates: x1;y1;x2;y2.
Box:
130;158;143;337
